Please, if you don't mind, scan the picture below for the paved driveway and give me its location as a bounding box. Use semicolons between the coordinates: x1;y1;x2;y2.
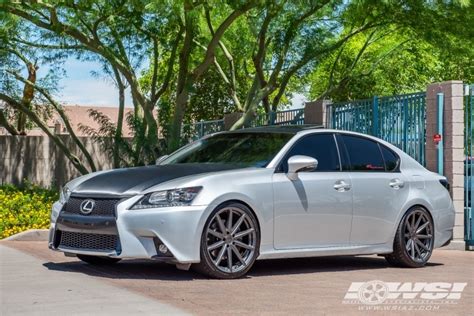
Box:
1;241;473;315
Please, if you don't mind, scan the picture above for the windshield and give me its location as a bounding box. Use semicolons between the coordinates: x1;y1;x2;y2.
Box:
162;132;294;167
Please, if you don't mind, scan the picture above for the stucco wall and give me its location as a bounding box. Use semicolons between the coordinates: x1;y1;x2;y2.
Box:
0;136;114;188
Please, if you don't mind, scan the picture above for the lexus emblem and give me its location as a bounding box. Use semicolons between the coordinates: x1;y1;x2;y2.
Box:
80;199;95;215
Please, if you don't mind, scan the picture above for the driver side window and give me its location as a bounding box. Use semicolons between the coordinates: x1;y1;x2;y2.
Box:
279;133;341;173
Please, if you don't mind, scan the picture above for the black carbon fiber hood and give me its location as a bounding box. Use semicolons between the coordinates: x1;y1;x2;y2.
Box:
71;163;243;197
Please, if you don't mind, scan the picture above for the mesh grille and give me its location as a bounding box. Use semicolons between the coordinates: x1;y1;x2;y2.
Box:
63;197;119;216
59;231;118;252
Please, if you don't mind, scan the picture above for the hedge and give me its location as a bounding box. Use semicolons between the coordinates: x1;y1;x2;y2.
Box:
0;183;58;239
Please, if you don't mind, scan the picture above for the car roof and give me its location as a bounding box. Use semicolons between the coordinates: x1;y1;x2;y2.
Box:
223;125;324;135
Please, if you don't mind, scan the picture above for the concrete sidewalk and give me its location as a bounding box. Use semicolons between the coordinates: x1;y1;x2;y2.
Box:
0;245;187;315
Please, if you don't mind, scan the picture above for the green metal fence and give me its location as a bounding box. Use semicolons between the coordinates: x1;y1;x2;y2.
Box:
253;108;305;127
464;84;474;248
182;119;225;141
184;108;305;141
329;92;426;166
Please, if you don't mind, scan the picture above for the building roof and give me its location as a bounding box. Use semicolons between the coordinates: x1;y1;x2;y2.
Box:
56;105;136;137
1;105;141;137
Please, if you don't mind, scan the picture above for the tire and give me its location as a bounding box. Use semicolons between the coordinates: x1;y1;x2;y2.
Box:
385;206;434;268
194;202;260;279
77;254;121;265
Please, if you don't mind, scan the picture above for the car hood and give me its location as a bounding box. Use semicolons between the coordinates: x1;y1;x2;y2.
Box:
70;163;245;197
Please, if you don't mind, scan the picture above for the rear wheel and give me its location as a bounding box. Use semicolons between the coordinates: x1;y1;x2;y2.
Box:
194;202;260;279
77;254;121;265
385;207;434;267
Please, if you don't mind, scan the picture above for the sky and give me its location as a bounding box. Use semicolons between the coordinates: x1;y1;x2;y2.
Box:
56;58;133;107
55;57;308;110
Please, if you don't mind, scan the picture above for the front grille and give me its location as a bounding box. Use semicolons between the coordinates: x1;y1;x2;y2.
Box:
59;231;118;252
63;197;119;216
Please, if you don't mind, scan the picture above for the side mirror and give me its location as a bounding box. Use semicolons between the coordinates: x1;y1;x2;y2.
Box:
287;155;318;181
155;155;169;165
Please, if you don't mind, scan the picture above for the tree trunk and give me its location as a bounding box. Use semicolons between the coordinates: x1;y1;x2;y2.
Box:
17;63;37;134
113;69;125;168
169;1;194;151
169;88;189;151
113;83;125;168
0;110;19;135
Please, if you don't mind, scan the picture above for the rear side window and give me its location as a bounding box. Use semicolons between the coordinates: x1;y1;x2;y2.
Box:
380;145;400;171
339;135;385;172
280;134;340;172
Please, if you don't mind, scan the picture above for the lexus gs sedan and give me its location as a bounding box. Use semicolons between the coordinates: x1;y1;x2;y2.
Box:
49;126;455;279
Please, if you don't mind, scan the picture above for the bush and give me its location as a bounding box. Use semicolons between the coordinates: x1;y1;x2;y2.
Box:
0;183;58;239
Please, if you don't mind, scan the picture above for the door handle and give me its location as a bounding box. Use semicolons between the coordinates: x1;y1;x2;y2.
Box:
389;178;405;189
334;180;351;192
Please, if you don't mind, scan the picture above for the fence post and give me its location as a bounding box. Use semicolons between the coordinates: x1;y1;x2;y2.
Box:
437;93;444;175
426;81;465;248
223;112;243;130
269;111;276;125
304;99;332;127
199;120;204;138
403;97;408;152
372;96;379;136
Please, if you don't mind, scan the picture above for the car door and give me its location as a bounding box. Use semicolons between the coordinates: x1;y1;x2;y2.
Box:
273;133;353;249
336;134;409;245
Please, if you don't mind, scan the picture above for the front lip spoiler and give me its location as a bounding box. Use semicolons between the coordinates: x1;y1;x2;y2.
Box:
54;247;119;257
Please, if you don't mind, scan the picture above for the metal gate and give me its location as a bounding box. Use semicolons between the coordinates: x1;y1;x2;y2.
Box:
464;84;474;249
329;92;426;165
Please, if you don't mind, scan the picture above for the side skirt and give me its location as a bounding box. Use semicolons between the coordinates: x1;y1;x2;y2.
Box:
257;243;393;260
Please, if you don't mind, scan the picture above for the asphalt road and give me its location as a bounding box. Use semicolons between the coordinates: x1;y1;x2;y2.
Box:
1;241;473;315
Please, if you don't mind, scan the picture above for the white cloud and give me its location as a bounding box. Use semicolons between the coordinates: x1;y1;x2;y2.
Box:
58;79;132;107
54;58;133;107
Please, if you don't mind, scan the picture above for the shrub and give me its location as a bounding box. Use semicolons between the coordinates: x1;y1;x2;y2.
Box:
0;183;58;239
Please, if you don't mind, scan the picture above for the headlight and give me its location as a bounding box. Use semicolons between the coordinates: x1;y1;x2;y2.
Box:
131;187;202;209
59;186;71;204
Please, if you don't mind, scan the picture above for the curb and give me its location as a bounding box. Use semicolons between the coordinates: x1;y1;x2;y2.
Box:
3;229;49;241
440;240;468;251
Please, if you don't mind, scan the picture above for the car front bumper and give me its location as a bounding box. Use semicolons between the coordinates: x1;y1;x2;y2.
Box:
49;197;209;263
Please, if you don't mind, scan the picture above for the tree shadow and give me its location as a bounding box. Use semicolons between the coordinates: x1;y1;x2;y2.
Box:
42;255;444;282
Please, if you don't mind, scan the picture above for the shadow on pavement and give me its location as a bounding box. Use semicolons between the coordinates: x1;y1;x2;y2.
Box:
43;255;444;281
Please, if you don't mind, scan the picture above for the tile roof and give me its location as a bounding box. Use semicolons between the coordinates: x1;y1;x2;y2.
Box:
1;105;156;137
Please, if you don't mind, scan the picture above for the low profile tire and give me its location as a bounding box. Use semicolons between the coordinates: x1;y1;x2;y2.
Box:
77;254;121;265
194;202;260;279
385;206;434;268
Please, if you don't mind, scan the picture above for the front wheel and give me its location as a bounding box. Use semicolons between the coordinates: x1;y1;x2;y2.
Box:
194;202;260;279
385;207;434;268
77;254;121;265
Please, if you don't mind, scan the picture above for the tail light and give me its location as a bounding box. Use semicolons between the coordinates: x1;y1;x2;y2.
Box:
439;179;450;191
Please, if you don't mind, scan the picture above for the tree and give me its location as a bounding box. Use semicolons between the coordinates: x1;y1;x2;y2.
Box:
2;0;472;165
1;0;259;152
308;2;474;101
0;12;96;174
216;0;390;129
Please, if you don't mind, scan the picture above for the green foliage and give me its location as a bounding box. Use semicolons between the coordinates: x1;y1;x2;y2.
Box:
0;183;58;239
1;0;472;154
79;109;159;166
308;2;474;102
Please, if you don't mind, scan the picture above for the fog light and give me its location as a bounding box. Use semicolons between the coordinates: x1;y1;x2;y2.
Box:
153;237;173;258
158;244;168;254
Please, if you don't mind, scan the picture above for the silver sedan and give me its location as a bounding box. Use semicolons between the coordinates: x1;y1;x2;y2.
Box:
49;127;455;279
